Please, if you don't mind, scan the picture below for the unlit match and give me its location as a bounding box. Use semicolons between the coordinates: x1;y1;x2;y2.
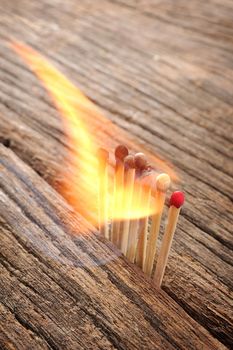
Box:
143;173;170;276
136;171;154;269
153;191;185;288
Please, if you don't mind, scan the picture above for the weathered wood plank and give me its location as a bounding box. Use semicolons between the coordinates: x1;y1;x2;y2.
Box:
0;0;232;348
0;64;232;349
0;145;224;350
0;303;50;350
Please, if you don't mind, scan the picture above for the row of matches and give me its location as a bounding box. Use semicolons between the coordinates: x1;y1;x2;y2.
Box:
97;145;184;288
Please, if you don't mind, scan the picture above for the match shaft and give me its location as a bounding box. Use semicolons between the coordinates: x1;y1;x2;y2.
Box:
111;145;129;247
136;186;151;269
120;167;135;255
98;150;109;239
126;180;142;262
143;191;166;275
111;161;124;246
153;206;180;288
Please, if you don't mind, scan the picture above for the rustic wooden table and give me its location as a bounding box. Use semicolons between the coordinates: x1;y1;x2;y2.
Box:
0;1;232;349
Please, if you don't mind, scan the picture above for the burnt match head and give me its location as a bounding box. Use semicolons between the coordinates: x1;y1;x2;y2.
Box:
156;173;171;192
134;152;147;171
115;145;129;162
124;154;135;170
169;191;185;208
97;148;109;168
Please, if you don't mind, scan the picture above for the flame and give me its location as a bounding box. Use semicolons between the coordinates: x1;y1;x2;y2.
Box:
11;41;178;228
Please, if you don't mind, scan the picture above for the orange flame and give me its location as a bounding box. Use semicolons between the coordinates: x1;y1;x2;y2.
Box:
11;41;178;228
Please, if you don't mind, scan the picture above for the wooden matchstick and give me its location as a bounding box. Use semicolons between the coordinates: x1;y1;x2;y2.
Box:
135;172;154;269
111;145;129;247
153;191;185;288
120;155;135;255
130;153;150;268
134;152;148;175
143;173;170;276
126;153;147;262
126;178;142;262
97;148;109;239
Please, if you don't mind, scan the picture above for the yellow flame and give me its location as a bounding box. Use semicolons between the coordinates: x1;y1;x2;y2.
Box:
11;41;178;227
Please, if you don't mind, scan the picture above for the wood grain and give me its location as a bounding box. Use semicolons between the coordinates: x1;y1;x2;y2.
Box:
0;145;224;350
0;0;232;348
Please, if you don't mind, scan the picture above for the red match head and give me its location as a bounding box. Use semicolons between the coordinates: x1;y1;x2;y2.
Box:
169;191;185;208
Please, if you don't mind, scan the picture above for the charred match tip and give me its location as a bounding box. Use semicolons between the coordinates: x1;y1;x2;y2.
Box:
134;152;147;170
115;145;129;162
169;191;185;208
97;148;109;163
124;154;135;169
156;173;171;192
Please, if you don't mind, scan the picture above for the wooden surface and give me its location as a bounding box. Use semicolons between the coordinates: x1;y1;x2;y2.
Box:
0;0;232;349
0;145;224;350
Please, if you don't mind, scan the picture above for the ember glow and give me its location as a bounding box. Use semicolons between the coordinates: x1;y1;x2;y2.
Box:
11;41;178;227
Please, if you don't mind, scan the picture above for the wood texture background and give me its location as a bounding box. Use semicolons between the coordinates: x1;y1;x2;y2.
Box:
0;0;232;349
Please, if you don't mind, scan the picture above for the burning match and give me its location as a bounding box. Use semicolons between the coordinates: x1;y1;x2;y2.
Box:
0;0;230;346
97;148;109;239
97;144;184;287
120;154;135;255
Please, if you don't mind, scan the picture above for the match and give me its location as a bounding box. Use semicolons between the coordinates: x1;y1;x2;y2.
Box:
143;173;171;276
153;191;185;288
126;177;142;263
97;147;109;239
111;145;129;247
136;172;154;269
129;153;148;265
120;154;135;255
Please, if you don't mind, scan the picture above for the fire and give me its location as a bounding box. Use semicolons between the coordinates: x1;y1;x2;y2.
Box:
11;41;178;228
